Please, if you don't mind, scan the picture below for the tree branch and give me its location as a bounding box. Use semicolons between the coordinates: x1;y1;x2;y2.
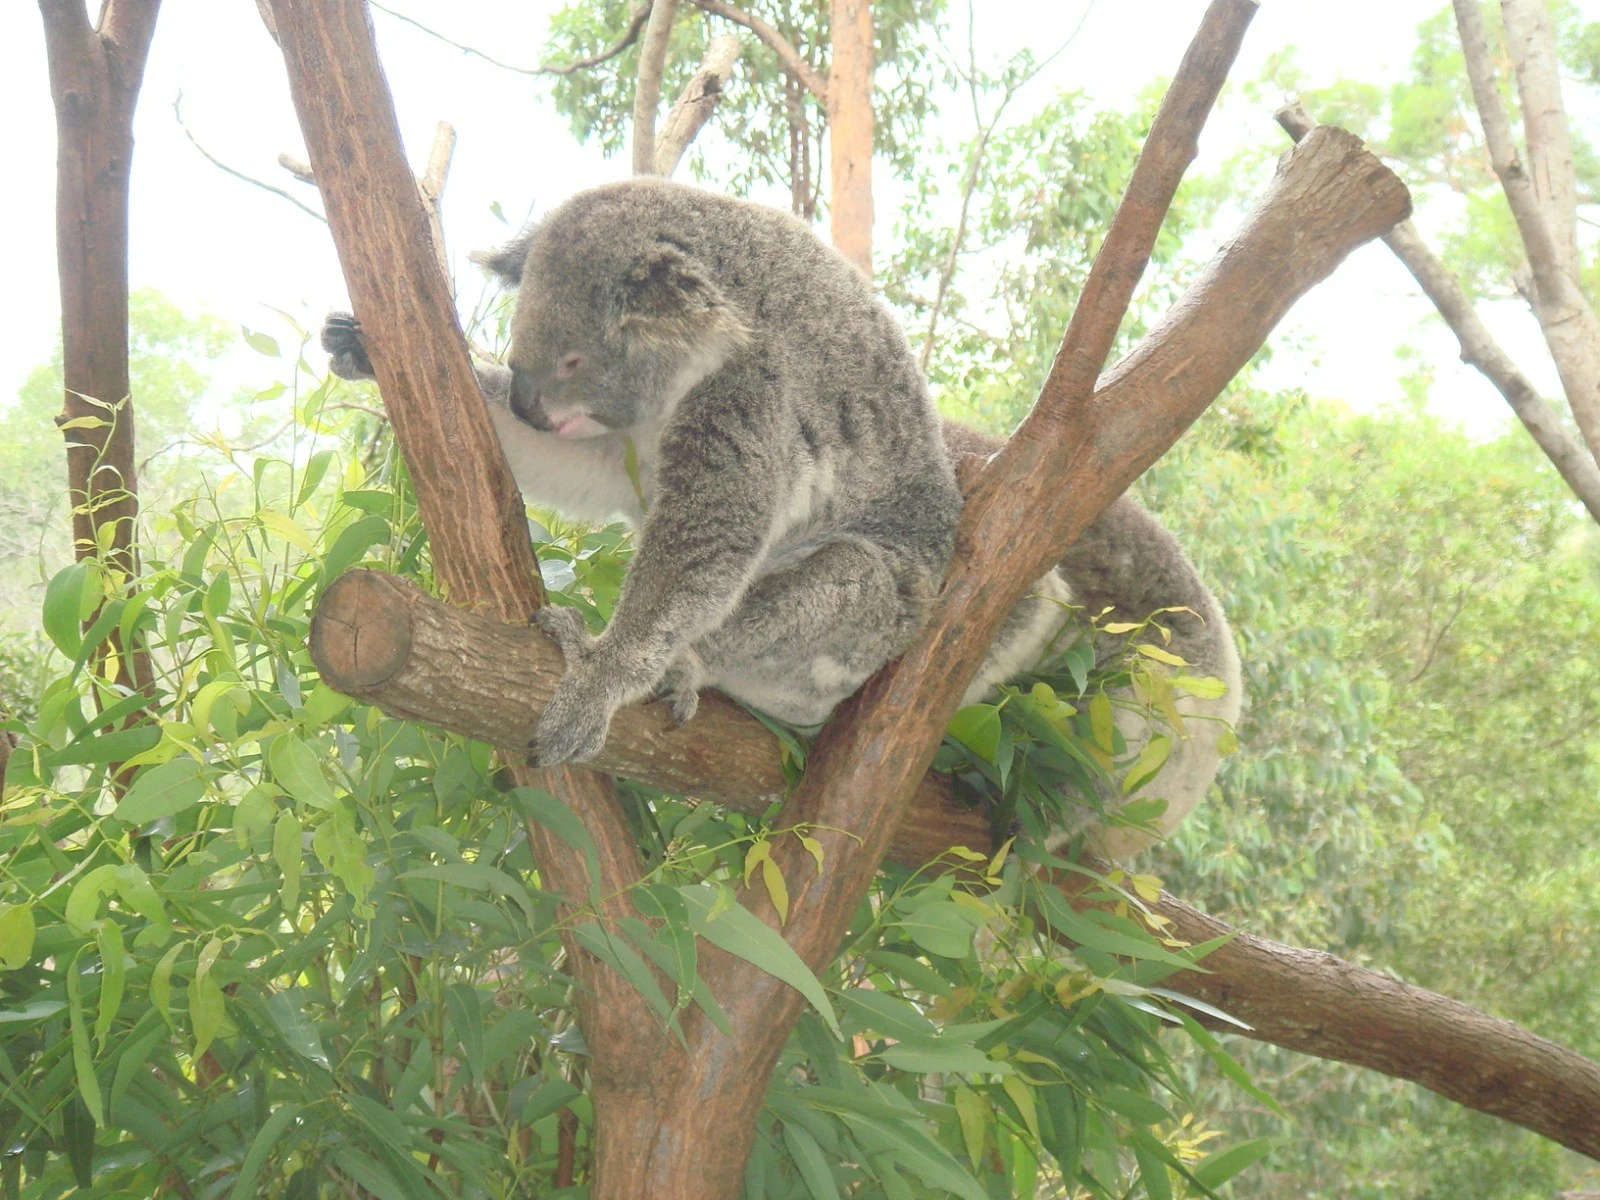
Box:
370;1;654;77
1453;0;1600;463
1500;0;1581;277
632;0;681;174
1277;102;1600;526
689;0;828;102
263;2;668;1153
653;32;741;176
307;564;1600;1161
416;120;457;282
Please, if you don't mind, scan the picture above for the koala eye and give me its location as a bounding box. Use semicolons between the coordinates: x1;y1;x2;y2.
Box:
556;352;586;379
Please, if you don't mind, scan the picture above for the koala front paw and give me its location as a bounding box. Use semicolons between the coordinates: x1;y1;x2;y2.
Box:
529;672;614;766
534;606;597;666
321;312;376;381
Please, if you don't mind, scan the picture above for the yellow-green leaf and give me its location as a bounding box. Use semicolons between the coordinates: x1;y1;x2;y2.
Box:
257;509;316;553
743;839;771;889
273;811;302;914
1123;735;1173;794
0;906;35;971
1136;643;1188;667
797;834;825;874
1089;693;1115;753
1002;1075;1040;1140
954;1086;986;1167
760;857;789;924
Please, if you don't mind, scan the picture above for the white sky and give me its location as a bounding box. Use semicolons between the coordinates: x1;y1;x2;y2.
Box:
2;0;1594;440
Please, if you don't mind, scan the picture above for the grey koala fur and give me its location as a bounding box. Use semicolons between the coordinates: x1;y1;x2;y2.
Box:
322;177;1240;858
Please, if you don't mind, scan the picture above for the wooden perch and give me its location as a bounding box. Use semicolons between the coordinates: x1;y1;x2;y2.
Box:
1276;102;1600;526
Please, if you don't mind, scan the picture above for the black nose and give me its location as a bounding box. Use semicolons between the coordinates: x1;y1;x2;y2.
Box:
509;368;552;431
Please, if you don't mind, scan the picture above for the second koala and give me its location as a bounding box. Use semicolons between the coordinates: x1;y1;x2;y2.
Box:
326;178;1071;766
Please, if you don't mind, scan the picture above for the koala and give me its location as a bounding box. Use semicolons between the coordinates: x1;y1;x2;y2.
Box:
323;177;1240;860
943;425;1242;859
324;178;1071;768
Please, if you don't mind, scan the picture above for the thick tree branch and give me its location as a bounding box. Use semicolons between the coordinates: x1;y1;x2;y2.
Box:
1500;0;1581;277
632;0;681;174
1277;102;1600;526
654;32;741;176
1453;0;1600;463
690;0;828;101
263;2;669;1153
307;568;1600;1161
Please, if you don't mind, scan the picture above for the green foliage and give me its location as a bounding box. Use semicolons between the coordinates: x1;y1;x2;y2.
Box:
0;317;1260;1196
1144;391;1600;1198
542;0;945;208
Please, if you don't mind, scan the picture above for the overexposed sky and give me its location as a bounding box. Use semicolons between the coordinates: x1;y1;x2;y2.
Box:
1;0;1593;438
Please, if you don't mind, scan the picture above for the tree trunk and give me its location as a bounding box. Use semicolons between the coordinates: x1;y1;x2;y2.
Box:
39;0;162;703
826;0;874;273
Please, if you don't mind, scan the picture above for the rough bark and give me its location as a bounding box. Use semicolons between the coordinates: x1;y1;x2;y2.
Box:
308;568;1600;1162
631;0;681;174
39;0;161;703
1454;0;1600;463
1500;0;1580;276
826;0;874;274
261;8;682;1191
1277;102;1600;526
654;33;741;177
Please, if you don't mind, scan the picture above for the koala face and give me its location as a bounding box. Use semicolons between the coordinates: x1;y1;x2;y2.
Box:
481;213;749;441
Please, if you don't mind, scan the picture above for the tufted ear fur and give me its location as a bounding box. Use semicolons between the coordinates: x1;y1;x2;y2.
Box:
469;230;535;289
616;242;749;353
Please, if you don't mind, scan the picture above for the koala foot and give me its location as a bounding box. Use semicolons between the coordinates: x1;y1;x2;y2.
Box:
533;606;597;666
321;312;376;381
654;657;701;728
528;669;613;766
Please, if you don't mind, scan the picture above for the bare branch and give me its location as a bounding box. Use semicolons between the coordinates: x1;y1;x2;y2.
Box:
174;93;327;223
370;1;653;77
632;0;681;174
654;32;741;176
417;120;457;282
1453;0;1600;462
1278;102;1600;525
690;0;828;102
1501;0;1580;276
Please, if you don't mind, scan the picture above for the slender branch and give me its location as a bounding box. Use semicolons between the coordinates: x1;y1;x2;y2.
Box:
173;92;327;223
1453;0;1600;463
370;1;654;77
689;0;828;101
632;0;681;174
654;32;741;176
1278;102;1600;526
417;120;457;282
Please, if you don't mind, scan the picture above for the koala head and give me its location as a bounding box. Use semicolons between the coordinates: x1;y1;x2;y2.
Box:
474;190;749;440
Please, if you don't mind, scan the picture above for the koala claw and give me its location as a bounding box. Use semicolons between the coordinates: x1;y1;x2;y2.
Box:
530;675;613;766
534;606;596;665
667;685;700;728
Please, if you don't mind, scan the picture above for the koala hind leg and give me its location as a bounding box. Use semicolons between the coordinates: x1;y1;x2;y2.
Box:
688;536;930;728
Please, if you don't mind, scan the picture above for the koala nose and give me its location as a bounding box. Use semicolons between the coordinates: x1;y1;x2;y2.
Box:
509;368;552;431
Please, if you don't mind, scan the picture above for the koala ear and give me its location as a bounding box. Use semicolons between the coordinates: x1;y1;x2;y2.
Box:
617;242;749;352
469;231;534;289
